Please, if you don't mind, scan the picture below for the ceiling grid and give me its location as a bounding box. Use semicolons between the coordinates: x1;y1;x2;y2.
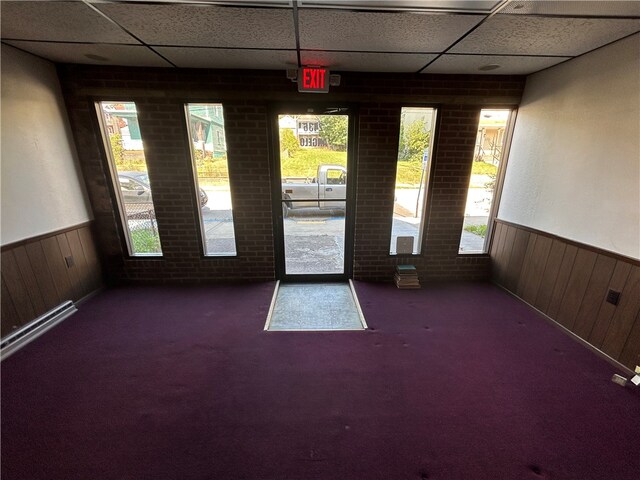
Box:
0;0;638;74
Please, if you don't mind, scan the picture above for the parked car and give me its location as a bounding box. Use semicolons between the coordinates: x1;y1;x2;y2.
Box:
281;164;346;217
118;171;208;208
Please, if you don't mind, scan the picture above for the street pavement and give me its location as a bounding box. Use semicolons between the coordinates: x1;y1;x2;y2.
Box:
199;179;492;271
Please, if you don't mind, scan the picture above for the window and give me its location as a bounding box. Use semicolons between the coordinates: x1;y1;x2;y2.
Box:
390;107;437;255
326;169;345;185
97;102;162;256
459;109;513;254
185;103;237;256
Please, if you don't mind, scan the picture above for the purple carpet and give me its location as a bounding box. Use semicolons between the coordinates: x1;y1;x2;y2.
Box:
2;282;639;479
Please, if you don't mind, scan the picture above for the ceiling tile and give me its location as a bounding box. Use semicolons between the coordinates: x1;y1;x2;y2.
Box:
300;51;436;72
4;41;172;67
450;15;640;56
299;1;499;13
96;0;293;6
501;1;640;18
155;47;298;69
422;54;570;75
0;1;139;44
298;10;484;52
96;3;296;49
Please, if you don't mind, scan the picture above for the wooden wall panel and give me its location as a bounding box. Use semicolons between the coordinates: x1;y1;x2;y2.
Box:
619;310;640;368
66;229;90;295
515;233;536;297
601;266;640;359
588;261;632;348
495;223;512;286
55;233;83;300
500;225;517;287
1;251;36;326
490;223;505;279
1;223;103;337
1;278;20;338
572;255;617;339
41;236;75;303
24;241;62;310
491;219;640;370
533;239;566;313
489;222;503;258
556;249;598;330
546;245;578;319
12;246;47;317
504;229;530;292
78;226;103;293
520;235;552;305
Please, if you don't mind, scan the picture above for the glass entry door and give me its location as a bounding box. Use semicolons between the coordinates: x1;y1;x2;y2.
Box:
273;107;354;280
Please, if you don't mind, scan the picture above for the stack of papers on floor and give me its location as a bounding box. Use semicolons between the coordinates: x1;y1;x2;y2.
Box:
394;265;421;289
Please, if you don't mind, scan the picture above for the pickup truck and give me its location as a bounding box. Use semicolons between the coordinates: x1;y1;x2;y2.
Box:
281;164;346;217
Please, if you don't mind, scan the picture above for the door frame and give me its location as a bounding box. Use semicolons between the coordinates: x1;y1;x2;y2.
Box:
269;103;359;282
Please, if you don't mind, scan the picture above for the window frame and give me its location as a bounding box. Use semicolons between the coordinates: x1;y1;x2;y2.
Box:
458;107;518;256
389;106;440;257
183;102;238;258
95;100;163;258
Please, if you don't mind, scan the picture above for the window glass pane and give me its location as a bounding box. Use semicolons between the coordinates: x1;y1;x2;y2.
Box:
186;103;237;256
390;107;437;255
97;102;162;256
283;201;346;275
459;109;511;254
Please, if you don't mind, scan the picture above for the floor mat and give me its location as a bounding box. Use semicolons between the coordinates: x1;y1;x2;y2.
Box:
266;281;366;331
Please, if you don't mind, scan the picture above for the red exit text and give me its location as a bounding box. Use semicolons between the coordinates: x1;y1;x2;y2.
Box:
297;67;330;93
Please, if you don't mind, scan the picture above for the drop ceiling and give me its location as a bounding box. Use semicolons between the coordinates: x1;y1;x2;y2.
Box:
1;0;639;75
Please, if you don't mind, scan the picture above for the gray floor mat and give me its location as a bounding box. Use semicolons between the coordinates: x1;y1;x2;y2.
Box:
266;283;365;331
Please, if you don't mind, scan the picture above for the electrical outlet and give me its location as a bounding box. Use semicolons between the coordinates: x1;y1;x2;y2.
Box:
611;374;627;387
605;289;620;306
64;255;75;268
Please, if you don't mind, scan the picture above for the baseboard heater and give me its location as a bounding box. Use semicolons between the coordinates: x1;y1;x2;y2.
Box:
1;301;77;361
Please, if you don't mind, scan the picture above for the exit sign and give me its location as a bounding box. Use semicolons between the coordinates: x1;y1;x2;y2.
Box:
298;67;330;93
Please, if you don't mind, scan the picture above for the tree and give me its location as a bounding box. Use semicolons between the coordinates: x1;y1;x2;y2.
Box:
279;128;300;157
402;119;430;162
109;133;124;165
398;120;407;159
318;116;348;151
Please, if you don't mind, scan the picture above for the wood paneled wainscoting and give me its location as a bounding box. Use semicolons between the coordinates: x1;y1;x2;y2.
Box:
490;219;640;371
1;223;103;338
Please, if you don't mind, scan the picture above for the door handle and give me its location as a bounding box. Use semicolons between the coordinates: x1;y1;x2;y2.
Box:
325;187;333;192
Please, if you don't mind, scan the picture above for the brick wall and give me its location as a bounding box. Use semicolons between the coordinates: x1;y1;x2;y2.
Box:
58;66;525;284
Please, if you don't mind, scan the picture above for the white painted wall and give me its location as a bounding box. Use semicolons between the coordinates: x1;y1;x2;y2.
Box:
499;34;640;260
1;45;92;246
